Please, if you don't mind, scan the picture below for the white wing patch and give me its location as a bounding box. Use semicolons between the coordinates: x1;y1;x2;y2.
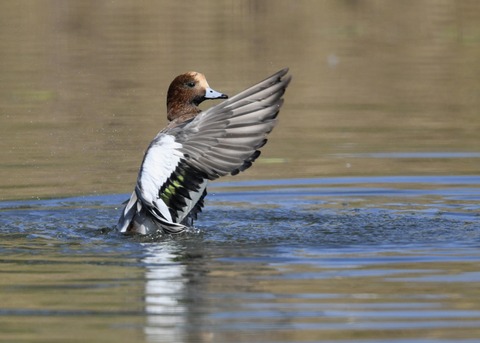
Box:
137;134;184;208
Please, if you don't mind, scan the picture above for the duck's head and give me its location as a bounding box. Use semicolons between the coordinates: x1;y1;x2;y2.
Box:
166;71;228;121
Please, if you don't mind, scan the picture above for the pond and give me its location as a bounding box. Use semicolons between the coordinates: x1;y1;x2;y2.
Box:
1;1;480;342
1;176;480;342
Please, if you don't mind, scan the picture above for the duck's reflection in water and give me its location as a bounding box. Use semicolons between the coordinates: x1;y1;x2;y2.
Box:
141;242;188;343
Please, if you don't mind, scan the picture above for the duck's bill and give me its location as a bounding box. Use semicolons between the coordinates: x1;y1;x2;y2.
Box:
205;87;228;99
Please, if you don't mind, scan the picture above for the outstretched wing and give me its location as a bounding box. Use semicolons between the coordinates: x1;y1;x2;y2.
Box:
175;68;291;179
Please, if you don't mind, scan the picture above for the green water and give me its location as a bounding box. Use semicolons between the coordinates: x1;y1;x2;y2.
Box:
1;1;479;200
1;177;480;342
1;2;480;342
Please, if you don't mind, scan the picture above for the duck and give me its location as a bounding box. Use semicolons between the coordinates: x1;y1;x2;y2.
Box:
117;68;291;235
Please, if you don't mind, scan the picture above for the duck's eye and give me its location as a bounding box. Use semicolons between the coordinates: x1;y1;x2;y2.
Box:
186;81;196;88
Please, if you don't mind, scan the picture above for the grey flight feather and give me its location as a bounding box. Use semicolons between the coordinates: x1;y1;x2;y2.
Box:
172;68;291;179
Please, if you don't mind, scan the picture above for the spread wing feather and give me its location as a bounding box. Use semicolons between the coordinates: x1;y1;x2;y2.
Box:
176;68;291;179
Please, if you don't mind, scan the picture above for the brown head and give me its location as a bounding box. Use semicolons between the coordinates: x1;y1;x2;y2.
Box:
166;71;228;121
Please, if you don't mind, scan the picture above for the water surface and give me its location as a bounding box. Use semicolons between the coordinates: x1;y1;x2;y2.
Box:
1;176;480;342
1;2;480;342
1;1;480;200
